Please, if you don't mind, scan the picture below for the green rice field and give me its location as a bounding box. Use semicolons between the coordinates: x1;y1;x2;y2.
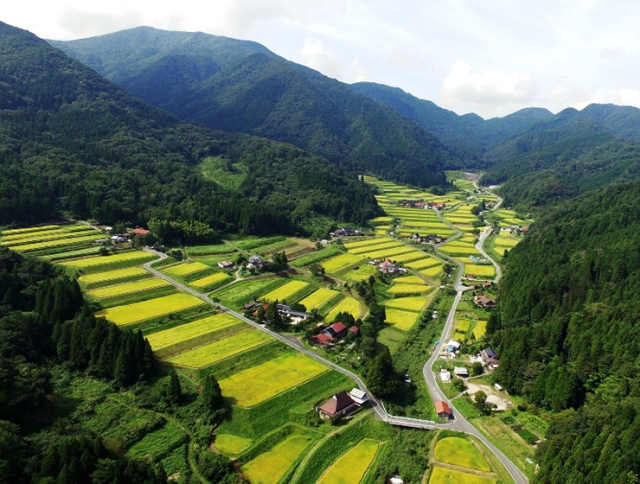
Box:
322;253;363;272
190;272;231;289
211;278;285;308
215;434;253;456
78;267;149;285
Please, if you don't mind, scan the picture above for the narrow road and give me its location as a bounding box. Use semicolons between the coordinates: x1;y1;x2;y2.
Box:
422;190;527;484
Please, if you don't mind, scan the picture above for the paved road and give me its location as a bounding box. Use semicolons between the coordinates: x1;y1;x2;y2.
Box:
422;195;528;484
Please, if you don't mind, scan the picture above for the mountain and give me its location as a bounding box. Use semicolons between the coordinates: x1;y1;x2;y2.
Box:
479;107;640;210
490;180;640;483
0;21;380;235
349;82;554;158
50;27;452;189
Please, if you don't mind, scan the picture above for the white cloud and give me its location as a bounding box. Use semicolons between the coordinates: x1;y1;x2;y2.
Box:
300;37;369;82
440;62;540;109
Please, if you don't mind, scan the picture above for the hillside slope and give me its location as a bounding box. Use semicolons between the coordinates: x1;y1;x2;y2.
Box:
490;181;640;483
0;21;380;233
51;27;452;188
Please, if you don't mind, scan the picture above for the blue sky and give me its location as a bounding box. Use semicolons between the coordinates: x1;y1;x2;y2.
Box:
5;0;640;118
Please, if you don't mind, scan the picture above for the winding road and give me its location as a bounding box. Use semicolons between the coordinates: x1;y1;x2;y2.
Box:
141;182;527;483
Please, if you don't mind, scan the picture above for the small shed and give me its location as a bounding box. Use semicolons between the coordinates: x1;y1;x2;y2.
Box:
349;388;369;406
435;401;451;419
440;370;451;383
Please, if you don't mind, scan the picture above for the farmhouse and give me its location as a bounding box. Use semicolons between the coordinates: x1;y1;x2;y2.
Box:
379;259;407;275
310;333;334;346
447;340;461;352
218;260;236;270
318;391;358;418
127;228;150;238
247;255;267;270
310;321;357;346
243;301;260;311
454;366;469;377
331;228;362;237
435;401;451;419
276;304;309;322
481;347;499;367
474;295;496;308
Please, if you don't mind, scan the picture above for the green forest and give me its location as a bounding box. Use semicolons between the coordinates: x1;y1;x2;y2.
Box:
488;181;640;483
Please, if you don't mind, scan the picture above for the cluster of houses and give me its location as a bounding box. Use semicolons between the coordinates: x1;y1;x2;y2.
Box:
317;388;370;418
468;255;490;264
108;227;151;244
473;295;496;308
331;227;363;237
366;258;409;275
310;321;359;346
404;233;445;245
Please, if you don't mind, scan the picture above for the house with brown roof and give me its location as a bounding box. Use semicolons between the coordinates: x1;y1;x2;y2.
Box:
310;333;334;346
318;391;358;418
474;295;496;308
435;401;451;419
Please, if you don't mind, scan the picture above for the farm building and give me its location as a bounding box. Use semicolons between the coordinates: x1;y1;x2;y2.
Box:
349;388;369;406
247;255;267;270
310;321;357;346
127;228;150;238
310;333;334;346
277;304;309;322
454;367;469;377
435;401;451;419
447;340;461;351
440;370;451;383
318;391;358;418
218;260;235;270
481;347;499;367
474;295;496;308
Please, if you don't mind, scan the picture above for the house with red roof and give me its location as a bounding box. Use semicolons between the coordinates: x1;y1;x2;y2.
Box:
435;401;451;419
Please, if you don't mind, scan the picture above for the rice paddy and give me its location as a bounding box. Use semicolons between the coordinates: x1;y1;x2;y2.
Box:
166;330;272;368
428;467;496;484
60;251;156;269
95;293;205;326
326;297;362;321
434;437;491;471
387;283;431;294
218;353;328;407
242;435;313;484
211;278;285;308
322;253;364;272
406;258;442;270
145;313;241;350
317;439;380;484
162;262;210;277
189;272;232;289
87;278;170;299
473;320;488;339
343;237;393;249
299;288;339;310
260;280;308;302
215;434;253;456
11;233;105;252
385;308;421;331
464;264;496;277
384;296;428;312
393;275;426;285
78;267;149;285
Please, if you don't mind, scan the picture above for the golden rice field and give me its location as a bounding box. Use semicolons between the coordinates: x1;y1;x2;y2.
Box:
12;234;104;252
493;237;520;247
146;313;241;350
0;227;96;245
214;434;253;456
190;272;231;289
299;288;338;310
326;297;361;321
317;439;380;484
322;253;363;272
78;267;149;285
464;264;496;277
406;258;441;270
349;241;403;254
342;265;378;281
434;437;491;471
388;284;431;294
0;225;59;235
455;320;471;332
163;261;210;276
356;245;415;260
219;353;327;407
390;250;427;263
166;330;271;368
473;320;488;339
87;278;170;299
385;308;420;331
60;251;155;269
242;435;313;484
420;265;444;278
260;280;308;302
95;293;205;326
343;237;392;249
428;466;496;484
393;275;427;285
384;296;428;312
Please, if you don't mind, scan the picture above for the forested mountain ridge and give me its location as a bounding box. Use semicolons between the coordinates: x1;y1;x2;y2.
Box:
0;21;380;234
350;82;554;159
489;181;640;483
51;26;453;188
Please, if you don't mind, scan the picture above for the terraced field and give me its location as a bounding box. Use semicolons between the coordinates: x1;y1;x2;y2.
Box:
189;272;232;290
87;278;170;299
299;288;339;310
60;251;156;270
167;330;272;368
384;296;428;312
11;233;105;252
260;280;308;302
78;267;150;286
326;296;362;321
242;435;313;484
385;308;421;331
162;262;210;277
218;353;328;407
145;313;241;350
322;253;364;273
95;293;205;326
464;264;496;278
211;278;286;309
317;439;380;484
